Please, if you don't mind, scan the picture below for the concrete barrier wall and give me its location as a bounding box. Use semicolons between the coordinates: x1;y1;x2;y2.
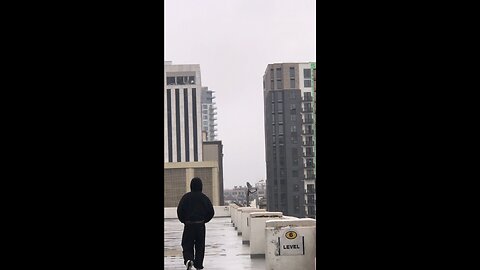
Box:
265;218;316;270
249;212;283;257
164;207;177;219
164;206;231;219
235;207;255;232
229;204;238;224
241;209;266;244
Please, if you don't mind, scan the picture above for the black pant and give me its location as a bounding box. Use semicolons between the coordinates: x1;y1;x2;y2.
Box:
181;223;206;269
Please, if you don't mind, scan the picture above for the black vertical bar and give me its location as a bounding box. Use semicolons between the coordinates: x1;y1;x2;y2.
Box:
192;88;198;161
278;237;281;255
167;89;172;162
175;89;181;162
184;88;190;162
302;236;305;255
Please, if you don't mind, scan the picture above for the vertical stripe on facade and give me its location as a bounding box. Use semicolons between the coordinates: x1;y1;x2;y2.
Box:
175;89;181;162
164;90;168;161
192;88;198;161
184;88;190;161
167;89;173;162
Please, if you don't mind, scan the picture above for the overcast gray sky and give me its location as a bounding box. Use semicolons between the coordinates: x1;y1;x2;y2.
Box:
165;0;316;189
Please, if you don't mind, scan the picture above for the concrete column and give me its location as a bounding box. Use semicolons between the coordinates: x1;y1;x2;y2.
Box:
265;218;316;270
249;212;283;258
211;167;219;205
240;209;266;244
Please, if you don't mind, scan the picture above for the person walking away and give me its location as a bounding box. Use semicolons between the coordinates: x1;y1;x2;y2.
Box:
177;177;215;270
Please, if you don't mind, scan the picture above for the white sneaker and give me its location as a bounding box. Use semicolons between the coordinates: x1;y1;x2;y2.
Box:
186;260;193;270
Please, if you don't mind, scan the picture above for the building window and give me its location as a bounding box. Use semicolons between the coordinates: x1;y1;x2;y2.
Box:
290;79;295;88
306;136;313;144
289;67;295;77
290;104;296;110
276;80;283;89
292;148;298;165
167;77;175;85
304;92;312;101
306;125;313;134
291;114;296;121
272;114;276;125
203;104;208;109
307;195;315;204
305;113;313;122
278;113;283;124
270;69;274;80
277;92;283;102
292;170;298;177
176;76;185;85
276;68;282;78
291;91;296;99
271;93;275;103
304;80;312;88
291;125;296;132
272;103;275;113
291;133;297;144
304;69;311;79
278;104;283;113
306;159;314;167
188;76;195;84
279;125;284;134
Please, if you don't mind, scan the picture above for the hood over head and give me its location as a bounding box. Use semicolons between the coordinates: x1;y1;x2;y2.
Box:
190;177;203;192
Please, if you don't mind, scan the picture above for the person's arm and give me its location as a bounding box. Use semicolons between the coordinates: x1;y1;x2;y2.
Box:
204;196;215;223
177;196;186;223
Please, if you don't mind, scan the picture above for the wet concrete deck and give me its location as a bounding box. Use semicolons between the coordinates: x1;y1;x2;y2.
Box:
164;217;266;270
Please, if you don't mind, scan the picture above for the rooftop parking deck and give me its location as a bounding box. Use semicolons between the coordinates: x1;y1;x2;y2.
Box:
164;217;266;270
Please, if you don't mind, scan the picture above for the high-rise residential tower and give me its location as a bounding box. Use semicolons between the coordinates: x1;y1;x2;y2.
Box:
200;87;218;141
263;62;316;218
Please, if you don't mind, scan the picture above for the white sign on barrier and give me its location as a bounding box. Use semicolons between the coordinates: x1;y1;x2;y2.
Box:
276;229;305;256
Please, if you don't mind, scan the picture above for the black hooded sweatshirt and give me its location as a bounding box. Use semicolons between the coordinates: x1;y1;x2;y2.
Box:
177;178;215;224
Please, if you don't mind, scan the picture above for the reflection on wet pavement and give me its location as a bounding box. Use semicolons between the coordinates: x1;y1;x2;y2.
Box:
164;217;266;270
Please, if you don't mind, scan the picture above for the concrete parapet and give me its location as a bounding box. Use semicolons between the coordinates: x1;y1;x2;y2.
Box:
235;207;255;233
248;212;283;258
240;209;267;244
229;204;238;224
265;218;316;270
